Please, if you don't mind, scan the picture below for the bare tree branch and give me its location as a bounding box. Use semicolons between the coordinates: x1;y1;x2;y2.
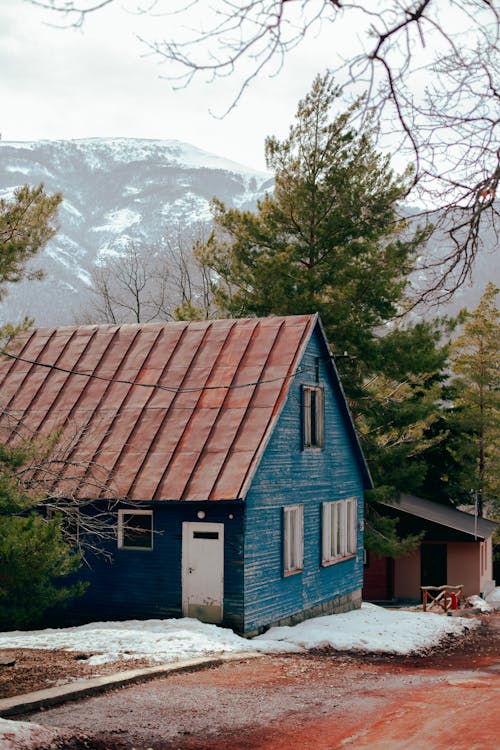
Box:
25;0;499;303
80;227;216;324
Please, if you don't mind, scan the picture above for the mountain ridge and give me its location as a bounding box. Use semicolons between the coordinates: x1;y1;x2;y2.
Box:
0;137;271;326
0;137;496;327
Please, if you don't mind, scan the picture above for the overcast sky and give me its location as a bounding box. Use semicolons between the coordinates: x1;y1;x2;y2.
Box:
1;1;356;171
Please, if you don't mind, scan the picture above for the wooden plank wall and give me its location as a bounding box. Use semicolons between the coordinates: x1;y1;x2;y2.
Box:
64;501;245;630
244;329;365;633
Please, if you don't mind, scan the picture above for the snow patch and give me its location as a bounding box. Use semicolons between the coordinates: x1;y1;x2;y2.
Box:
254;603;478;655
0;186;19;201
62;199;83;220
161;193;212;223
0;141;37;150
0;717;65;750
0;604;478;664
5;164;31;175
485;587;500;610
93;208;141;233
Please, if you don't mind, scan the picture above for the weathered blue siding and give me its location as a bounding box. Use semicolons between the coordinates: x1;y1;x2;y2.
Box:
60;322;367;635
243;327;365;633
66;501;244;630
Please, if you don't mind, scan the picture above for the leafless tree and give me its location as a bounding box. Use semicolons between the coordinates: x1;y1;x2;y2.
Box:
163;224;218;320
26;0;499;304
88;242;174;324
82;227;216;325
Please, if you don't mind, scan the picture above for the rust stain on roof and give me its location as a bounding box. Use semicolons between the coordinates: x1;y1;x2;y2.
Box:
0;315;316;501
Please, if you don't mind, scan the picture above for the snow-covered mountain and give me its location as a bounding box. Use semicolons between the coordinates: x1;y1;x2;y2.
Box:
0;137;496;328
0;138;271;326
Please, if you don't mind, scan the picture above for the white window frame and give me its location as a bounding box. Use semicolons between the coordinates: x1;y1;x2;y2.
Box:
302;385;324;449
118;509;153;550
283;504;304;575
322;498;357;565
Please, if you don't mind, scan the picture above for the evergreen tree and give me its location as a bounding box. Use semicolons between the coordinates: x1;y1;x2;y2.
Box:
205;74;431;379
0;183;86;628
199;73;451;551
0;443;85;629
449;283;500;517
0;184;61;343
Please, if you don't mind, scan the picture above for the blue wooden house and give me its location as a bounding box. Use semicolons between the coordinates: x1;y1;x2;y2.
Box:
0;314;372;634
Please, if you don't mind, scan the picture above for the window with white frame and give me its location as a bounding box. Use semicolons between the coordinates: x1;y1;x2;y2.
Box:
283;504;304;575
302;385;324;448
118;510;153;550
322;498;357;564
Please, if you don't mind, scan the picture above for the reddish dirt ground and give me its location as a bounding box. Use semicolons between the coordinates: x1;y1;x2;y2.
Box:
17;613;500;750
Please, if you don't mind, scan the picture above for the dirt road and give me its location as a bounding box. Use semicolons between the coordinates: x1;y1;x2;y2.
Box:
21;613;500;750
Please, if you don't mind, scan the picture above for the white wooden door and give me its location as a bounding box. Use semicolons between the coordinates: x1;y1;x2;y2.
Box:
182;522;224;624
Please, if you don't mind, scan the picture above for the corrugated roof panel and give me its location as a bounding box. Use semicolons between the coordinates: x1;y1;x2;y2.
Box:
127;451;175;501
175;408;221;454
0;370;31;405
250;377;287;409
147;407;194;454
231;406;276;453
155;450;202;500
203;407;248;453
98;409;141;450
0;315;320;501
93;330;140;377
223;374;261;409
125;406;167;445
182;450;230;501
39;328;75;362
209;450;257;500
103;449;149;498
134;382;177;410
73;328;119;371
4;368;49;411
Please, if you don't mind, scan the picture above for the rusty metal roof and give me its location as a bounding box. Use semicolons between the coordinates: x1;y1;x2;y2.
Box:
0;315;316;501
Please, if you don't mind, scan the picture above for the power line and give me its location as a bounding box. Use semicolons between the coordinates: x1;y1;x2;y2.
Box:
0;349;324;394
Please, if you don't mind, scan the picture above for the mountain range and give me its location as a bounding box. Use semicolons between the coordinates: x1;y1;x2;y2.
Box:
0;138;270;326
0;137;497;327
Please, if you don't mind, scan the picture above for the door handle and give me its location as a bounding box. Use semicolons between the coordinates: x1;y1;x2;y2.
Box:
188;567;195;573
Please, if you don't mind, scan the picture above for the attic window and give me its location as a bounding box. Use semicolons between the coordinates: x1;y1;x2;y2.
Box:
118;510;153;550
302;385;324;448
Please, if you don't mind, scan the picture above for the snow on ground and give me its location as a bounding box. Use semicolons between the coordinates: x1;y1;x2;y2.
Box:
254;603;479;654
0;603;483;749
0;603;479;665
0;717;65;750
467;595;494;613
486;587;500;610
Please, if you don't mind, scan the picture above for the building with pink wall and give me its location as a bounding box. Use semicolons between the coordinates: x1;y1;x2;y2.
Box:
363;495;497;602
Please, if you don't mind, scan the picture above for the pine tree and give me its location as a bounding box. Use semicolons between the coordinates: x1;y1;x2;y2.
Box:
0;183;86;628
205;74;432;378
198;73;451;551
0;184;61;343
449;283;500;517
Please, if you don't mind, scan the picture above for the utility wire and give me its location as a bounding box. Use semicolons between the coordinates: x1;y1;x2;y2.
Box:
0;349;327;394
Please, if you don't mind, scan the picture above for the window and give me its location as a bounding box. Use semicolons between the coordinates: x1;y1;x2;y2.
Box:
118;510;153;550
322;498;357;564
303;385;324;448
283;505;304;575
